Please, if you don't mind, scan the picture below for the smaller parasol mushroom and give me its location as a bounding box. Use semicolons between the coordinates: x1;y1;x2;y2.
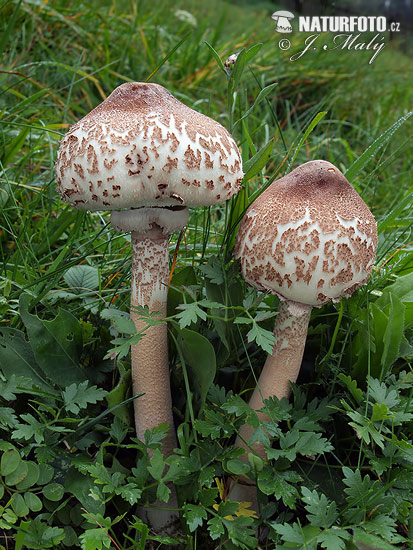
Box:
231;159;377;507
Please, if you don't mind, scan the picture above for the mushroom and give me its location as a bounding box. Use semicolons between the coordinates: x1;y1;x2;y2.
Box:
271;10;295;33
231;160;377;506
55;82;243;529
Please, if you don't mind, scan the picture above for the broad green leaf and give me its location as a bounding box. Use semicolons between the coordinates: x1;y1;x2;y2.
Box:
180;328;216;408
0;328;50;389
20;294;86;386
37;464;54;485
16;462;40;490
5;460;28;486
63;265;99;294
11;493;29;517
65;468;105;516
43;482;64;501
0;448;21;476
352;528;398;550
24;491;43;512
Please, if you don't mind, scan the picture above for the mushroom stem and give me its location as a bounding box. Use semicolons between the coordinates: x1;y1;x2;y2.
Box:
130;226;177;456
231;301;311;509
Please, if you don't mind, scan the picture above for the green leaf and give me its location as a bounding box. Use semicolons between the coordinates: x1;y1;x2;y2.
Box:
176;301;207;328
301;487;338;528
204;41;227;76
226;458;250;476
317;528;350;550
234;84;278;130
242;139;274;181
43;482;64;501
147;448;165;480
156;481;170;503
352;528;398;550
183;503;207;532
5;460;28;486
258;468;301;507
16;462;40;490
345;111;413;181
207;516;225;540
271;522;304;544
37;463;54;485
63;265;99;294
63;381;107;415
381;293;405;372
180;328;216;408
79;528;111;550
1;448;21;476
338;374;363;405
12;413;45;444
20;294;86;386
287;111;328;171
24;492;43;512
246;321;275;354
0;328;50;390
65;467;105;516
199;259;224;285
11;493;29;517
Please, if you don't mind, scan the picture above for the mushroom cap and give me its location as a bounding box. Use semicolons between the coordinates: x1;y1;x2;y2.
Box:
234;160;378;307
55;82;243;210
271;10;294;19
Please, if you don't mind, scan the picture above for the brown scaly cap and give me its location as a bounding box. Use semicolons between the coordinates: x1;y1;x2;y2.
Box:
234;160;378;306
55;82;243;210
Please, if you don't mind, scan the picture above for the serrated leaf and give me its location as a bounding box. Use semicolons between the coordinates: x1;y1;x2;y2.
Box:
148;448;165;480
156;481;170;503
301;487;338;528
63;381;107;415
338;373;363;405
317;528;350;550
247;321;275;354
199;260;224;285
184;503;207;532
176;301;207;328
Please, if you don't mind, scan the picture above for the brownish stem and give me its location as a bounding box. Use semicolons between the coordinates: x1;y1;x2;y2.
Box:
231;300;312;509
130;226;177;457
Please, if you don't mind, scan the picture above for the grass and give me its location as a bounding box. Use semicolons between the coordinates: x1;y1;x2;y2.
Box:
0;0;412;549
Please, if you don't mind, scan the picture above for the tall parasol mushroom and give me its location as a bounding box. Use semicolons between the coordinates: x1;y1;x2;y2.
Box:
232;159;377;506
55;82;243;529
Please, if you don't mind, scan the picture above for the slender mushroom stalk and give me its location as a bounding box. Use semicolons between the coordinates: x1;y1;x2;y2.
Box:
55;82;243;531
232;160;378;508
111;207;189;460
